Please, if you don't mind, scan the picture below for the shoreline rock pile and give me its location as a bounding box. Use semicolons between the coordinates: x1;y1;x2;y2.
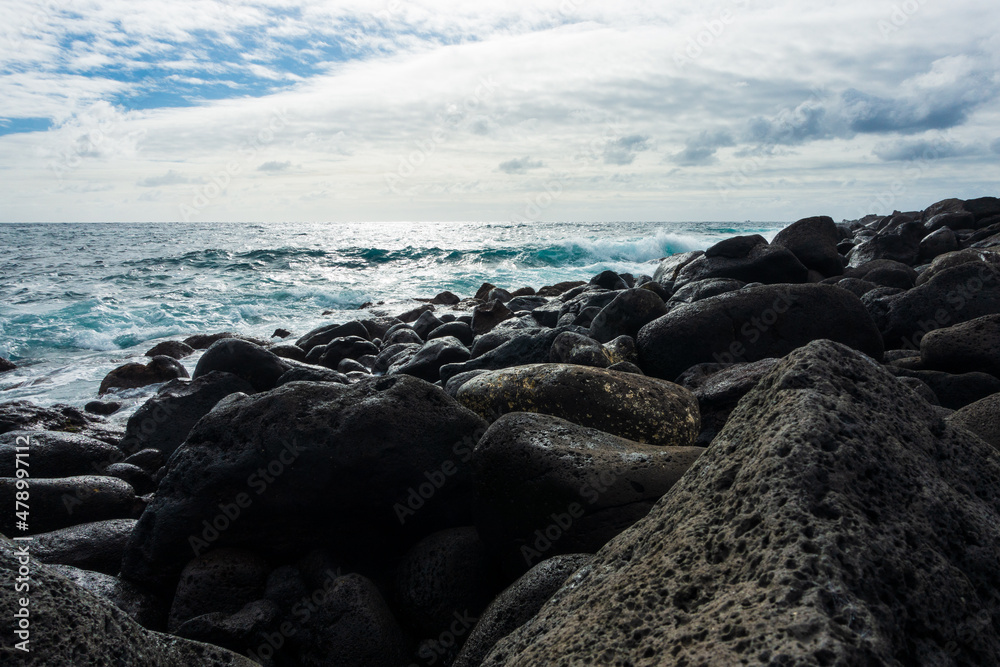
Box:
2;195;1000;666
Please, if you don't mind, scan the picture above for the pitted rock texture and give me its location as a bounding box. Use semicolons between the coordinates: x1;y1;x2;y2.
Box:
456;363;700;446
481;340;1000;666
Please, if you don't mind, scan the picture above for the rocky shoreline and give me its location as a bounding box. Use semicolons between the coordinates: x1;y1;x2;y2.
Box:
2;196;1000;665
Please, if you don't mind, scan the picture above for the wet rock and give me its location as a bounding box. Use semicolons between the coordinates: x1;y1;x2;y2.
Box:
383;325;425;346
412;310;445;340
393;527;501;641
674;237;808;287
121;376;487;592
548;332;609;368
176;599;279;655
830;277;878;298
392;337;472;382
918;226;959;261
398;304;435;323
318;336;379;369
192;339;290;392
441;327;581;385
47;563;168;629
145;340;195;360
506;295;548;313
472;413;704;575
336;358;369;374
457;363;700;446
920;314;1000;378
887;368;1000;410
99;355;189;395
372;342;420;375
488;287;513;303
106;462;155;495
666;278;746;308
269;343;306;362
452;554;593;667
915;248;1000;286
427;321;475;346
123;372;255;459
589;270;628;291
588;288;668;343
0;537;253;665
0;430;122;478
867;261;1000;349
480;340;1000;666
85;400;122;415
274;365;349;386
652;251;704;292
771;215;844;277
296;320;370;352
638;284;883;381
0;475;137;534
848;220;926;267
472;300;515;335
168;548;270;632
685;358;782;446
948;393;1000;450
924;210;975;232
0;357;15;373
0;401;123;444
361;316;402;341
445;370;490;398
31;518;137;575
431;291;461;305
536;281;586;297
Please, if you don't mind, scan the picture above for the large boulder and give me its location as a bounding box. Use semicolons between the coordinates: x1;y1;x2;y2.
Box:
0;536;255;665
771;215;843;277
457;364;700;446
680;358;782;446
920;314;1000;378
391;337;472;382
0;475;137;534
848;221;926;267
0;401;123;445
168;548;270;631
99;356;189;395
673;236;809;287
480;340;1000;665
867;261;1000;349
121;376;487;592
440;327;580;385
638;284;884;381
452;554;593;667
122;372;255;459
588;288;668;343
948;393;1000;450
192;339;290;392
472;413;704;575
0;430;121;478
295;320;370;352
31;518;137;575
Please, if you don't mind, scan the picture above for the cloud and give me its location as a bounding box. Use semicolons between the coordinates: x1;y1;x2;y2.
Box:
672;130;735;166
603;135;651;165
873;138;979;162
258;160;292;172
498;156;545;174
136;169;197;187
992;138;1000;155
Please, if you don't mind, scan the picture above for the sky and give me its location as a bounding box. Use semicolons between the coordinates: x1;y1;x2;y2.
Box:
0;0;998;223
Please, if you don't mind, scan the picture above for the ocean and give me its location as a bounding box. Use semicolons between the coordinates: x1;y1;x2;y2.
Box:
0;220;786;423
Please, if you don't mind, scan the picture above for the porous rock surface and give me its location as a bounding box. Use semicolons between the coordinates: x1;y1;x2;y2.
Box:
481;340;1000;666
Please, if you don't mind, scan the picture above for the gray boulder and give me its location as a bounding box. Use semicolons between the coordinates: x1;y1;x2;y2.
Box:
638;284;884;381
948;392;1000;450
0;475;137;534
122;372;255;459
771;215;843;277
0;430;122;478
31;518;137;575
472;412;704;575
99;355;189;395
121;376;487;592
480;340;1000;666
192;339;290;392
588;288;668;343
457;363;700;446
920;314;1000;378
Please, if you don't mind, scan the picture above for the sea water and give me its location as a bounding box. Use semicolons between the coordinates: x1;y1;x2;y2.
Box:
0;220;786;422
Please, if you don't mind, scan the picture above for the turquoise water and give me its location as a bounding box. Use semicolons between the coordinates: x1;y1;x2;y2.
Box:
0;221;785;415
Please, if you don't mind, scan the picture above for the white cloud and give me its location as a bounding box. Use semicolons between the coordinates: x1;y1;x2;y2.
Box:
0;0;998;222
